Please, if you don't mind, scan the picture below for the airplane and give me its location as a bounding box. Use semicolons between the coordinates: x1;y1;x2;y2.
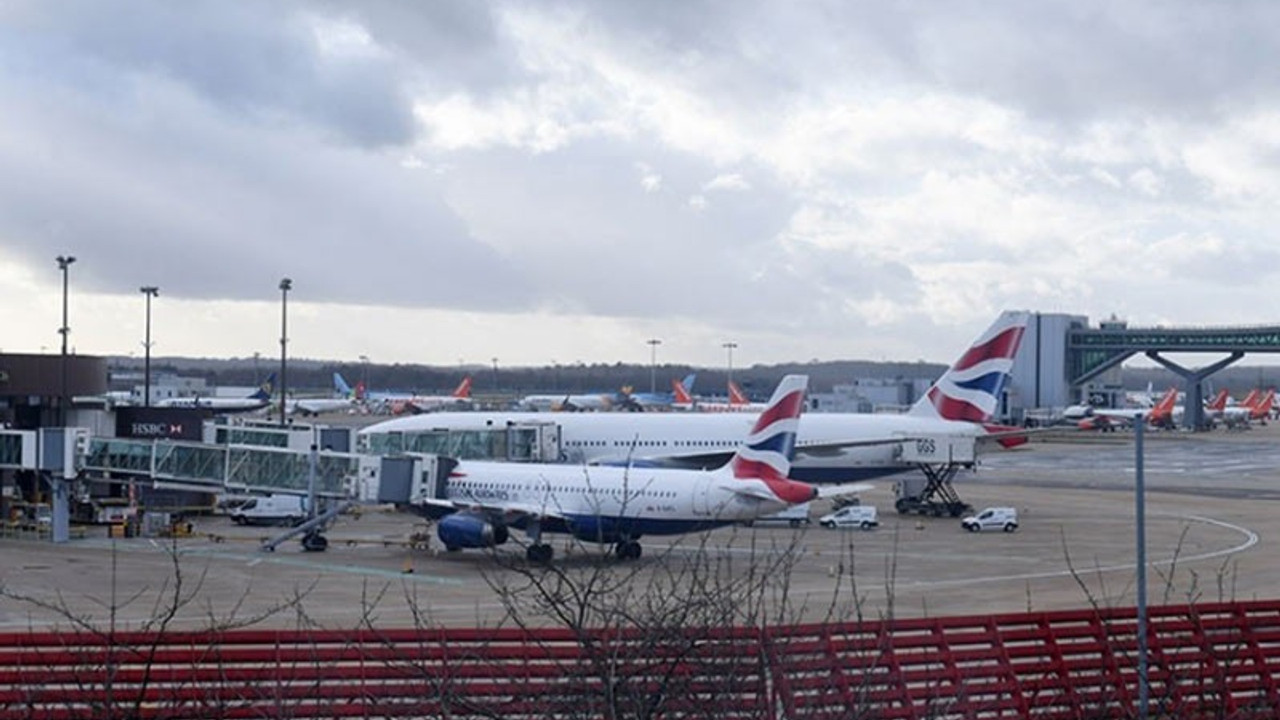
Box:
156;373;276;414
413;375;820;562
289;373;359;416
518;390;617;412
1070;386;1179;431
1221;388;1275;426
711;381;768;412
365;376;474;414
620;373;698;411
670;377;765;413
360;310;1033;483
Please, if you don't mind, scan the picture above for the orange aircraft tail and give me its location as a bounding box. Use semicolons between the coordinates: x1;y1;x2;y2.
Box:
1250;389;1275;420
1147;386;1179;425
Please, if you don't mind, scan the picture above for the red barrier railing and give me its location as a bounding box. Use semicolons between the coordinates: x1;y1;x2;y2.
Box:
1;600;1278;719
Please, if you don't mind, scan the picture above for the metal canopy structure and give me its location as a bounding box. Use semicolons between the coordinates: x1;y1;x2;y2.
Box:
1068;323;1280;429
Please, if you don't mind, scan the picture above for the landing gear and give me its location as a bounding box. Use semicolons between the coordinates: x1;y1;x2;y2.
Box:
300;531;329;552
614;540;642;560
526;543;554;563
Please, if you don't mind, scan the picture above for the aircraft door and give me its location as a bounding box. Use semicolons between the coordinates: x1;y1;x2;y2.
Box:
692;476;712;516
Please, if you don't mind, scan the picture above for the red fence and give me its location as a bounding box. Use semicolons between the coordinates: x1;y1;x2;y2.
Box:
1;600;1278;719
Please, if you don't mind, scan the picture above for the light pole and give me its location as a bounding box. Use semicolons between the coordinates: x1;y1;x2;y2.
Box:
491;357;499;392
359;354;369;393
646;338;662;394
279;278;292;426
140;286;158;406
56;255;76;425
722;341;738;391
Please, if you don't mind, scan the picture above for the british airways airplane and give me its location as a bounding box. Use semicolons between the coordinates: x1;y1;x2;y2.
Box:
418;375;818;562
360;311;1030;483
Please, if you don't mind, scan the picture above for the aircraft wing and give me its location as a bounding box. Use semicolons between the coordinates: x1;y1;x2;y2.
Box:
815;482;875;498
419;495;571;523
589;452;734;471
794;436;913;458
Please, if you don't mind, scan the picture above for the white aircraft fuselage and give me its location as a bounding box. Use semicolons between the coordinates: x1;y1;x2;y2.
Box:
361;410;986;482
440;458;798;538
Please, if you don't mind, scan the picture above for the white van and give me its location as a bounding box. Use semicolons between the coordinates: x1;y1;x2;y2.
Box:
230;494;307;526
961;507;1018;533
818;505;879;530
744;502;812;527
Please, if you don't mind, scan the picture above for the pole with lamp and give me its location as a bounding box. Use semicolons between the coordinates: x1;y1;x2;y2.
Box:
646;338;662;395
279;278;292;427
56;255;76;426
722;341;738;395
140;286;159;406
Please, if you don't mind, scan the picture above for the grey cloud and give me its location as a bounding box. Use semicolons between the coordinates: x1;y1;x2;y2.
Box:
0;76;534;310
314;1;526;97
6;0;415;148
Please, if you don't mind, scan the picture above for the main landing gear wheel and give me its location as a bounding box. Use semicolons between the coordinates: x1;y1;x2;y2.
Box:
615;541;642;560
301;531;329;552
526;544;554;563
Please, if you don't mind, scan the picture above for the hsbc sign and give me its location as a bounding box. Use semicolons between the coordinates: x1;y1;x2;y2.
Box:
116;407;206;440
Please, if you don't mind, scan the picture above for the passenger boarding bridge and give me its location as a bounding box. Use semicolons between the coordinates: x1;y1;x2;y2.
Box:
1068;321;1280;430
0;419;539;546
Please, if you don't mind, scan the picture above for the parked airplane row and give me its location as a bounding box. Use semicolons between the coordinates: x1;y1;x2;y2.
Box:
1065;386;1275;431
362;310;1033;561
360;310;1032;484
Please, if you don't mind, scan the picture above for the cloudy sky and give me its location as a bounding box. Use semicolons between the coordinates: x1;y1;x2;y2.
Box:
3;1;1279;370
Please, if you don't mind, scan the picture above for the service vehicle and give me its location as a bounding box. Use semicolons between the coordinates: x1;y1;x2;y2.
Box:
229;494;307;526
743;501;812;527
961;507;1019;533
817;505;879;530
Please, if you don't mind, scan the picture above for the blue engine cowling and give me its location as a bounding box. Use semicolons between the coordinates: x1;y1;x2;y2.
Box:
437;514;510;550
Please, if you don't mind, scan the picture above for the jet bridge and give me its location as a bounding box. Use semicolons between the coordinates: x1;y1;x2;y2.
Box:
81;437;370;497
359;420;562;463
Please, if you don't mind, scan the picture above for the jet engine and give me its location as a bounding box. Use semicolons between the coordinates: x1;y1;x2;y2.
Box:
437;514;510;550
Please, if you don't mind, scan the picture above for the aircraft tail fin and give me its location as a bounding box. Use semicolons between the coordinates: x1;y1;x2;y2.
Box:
452;376;473;399
1148;387;1179;423
334;373;353;398
1241;389;1261;409
681;373;696;395
1251;389;1275;419
672;377;694;405
1207;388;1228;413
728;380;751;406
908;310;1030;423
251;373;277;401
720;374;816;505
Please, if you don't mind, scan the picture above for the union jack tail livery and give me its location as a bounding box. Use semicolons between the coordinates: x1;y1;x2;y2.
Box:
909;311;1030;423
725;374;814;504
